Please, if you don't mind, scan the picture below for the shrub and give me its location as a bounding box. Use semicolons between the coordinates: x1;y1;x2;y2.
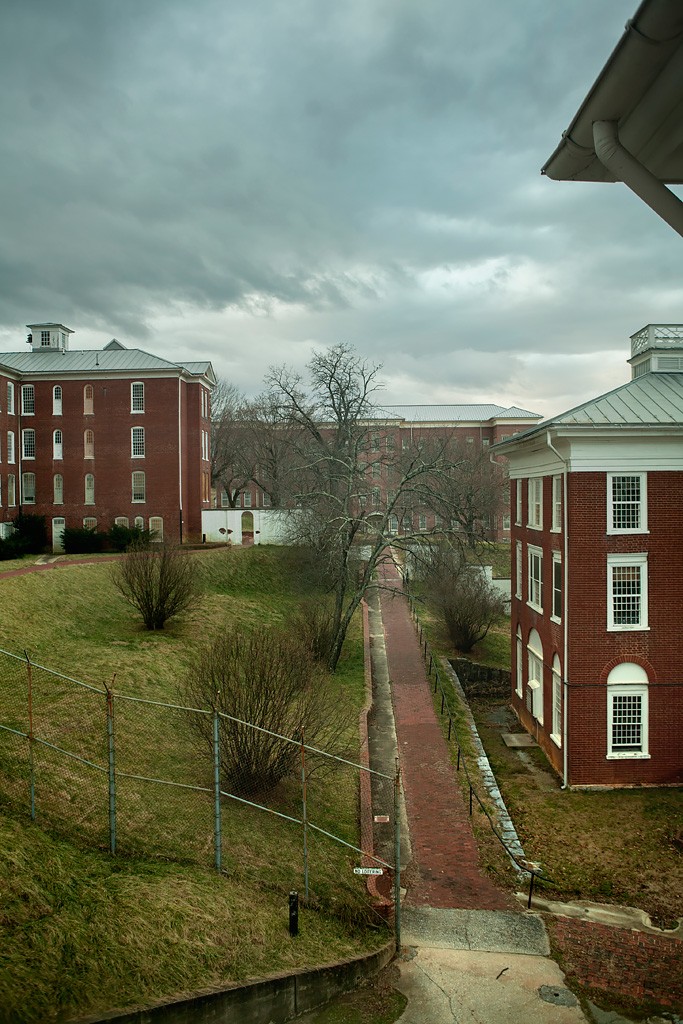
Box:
0;534;24;561
285;598;336;662
11;514;48;555
63;527;105;555
183;625;352;797
111;543;198;630
422;542;507;653
108;524;154;552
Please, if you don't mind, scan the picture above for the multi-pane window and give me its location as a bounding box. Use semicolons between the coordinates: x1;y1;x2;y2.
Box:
515;541;522;598
53;474;63;504
551;655;562;745
371;487;380;507
83;385;94;415
84;474;95;505
131;427;145;458
527;546;542;611
22;472;36;504
149;516;163;541
53;386;63;415
21;385;35;415
527;478;542;529
134;516;144;530
6;432;13;464
220;490;229;508
607;664;649;758
515;629;523;697
552;552;562;621
515;481;522;525
607;554;648;630
7;382;14;415
115;516;130;528
527;630;543;724
262;492;271;508
40;330;50;346
84;430;94;459
53;430;63;460
131;382;145;412
83;517;97;530
502;514;511;532
132;471;146;502
551;475;562;531
242;491;252;508
7;475;16;507
608;474;646;533
419;514;427;532
371;434;380;452
22;429;36;459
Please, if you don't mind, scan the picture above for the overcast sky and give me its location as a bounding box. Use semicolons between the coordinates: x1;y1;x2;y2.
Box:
1;0;680;418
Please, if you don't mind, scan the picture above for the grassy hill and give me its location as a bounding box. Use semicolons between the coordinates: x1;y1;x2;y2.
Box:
0;546;387;1022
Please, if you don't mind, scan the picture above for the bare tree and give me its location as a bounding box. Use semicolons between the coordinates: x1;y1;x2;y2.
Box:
242;392;303;508
210;381;254;507
267;343;462;671
422;543;506;652
111;543;198;630
432;436;508;548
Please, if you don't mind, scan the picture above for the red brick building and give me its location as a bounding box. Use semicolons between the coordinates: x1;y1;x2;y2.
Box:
219;403;542;542
0;323;215;549
498;325;683;787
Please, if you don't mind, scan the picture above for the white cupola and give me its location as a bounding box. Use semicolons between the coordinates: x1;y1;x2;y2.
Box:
26;323;74;353
629;324;683;378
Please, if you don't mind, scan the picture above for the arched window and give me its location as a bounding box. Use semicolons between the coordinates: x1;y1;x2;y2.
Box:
515;628;523;698
149;516;163;541
53;474;63;504
115;516;129;528
131;426;145;458
551;655;562;745
132;471;146;502
83;385;94;415
53;429;63;460
607;663;649;759
134;516;144;530
83;517;97;530
53;386;63;415
84;474;95;505
84;429;94;459
527;629;543;725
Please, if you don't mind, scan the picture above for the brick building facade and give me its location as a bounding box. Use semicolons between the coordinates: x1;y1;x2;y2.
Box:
0;323;215;548
497;325;683;787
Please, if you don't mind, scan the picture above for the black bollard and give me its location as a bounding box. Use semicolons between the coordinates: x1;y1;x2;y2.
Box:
289;890;299;937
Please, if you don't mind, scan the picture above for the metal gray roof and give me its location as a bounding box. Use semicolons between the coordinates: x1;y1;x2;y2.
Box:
180;361;216;382
0;348;214;379
376;404;541;423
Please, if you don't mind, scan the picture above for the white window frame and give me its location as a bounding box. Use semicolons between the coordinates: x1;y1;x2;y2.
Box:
7;431;14;464
131;426;145;458
242;491;252;509
53;429;63;460
607;677;649;759
149;516;163;541
607;553;648;631
527;631;544;725
515;541;522;599
527;477;542;530
21;385;35;416
551;475;562;532
53;385;62;416
551;655;562;746
84;473;95;505
7;382;14;416
84;429;94;459
515;480;523;525
53;474;63;505
607;473;647;535
527;545;543;612
8;474;16;507
22;472;36;504
551;551;562;623
83;384;94;415
22;429;36;460
515;628;523;698
502;514;511;532
132;471;146;503
115;516;130;528
83;517;97;530
131;382;145;413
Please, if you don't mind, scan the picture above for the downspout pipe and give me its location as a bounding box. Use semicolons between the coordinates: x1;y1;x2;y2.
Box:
593;120;683;238
546;431;569;790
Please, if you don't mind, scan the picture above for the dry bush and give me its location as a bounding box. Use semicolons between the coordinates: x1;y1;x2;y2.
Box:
183;625;353;796
424;543;506;653
285;598;337;663
111;543;198;630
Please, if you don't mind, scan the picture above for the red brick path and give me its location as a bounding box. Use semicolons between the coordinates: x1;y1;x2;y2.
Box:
377;556;514;911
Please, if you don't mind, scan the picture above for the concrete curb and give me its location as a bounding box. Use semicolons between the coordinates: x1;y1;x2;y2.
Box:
68;941;396;1024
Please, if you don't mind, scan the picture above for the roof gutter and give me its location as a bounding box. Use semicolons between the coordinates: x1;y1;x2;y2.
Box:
593;120;683;237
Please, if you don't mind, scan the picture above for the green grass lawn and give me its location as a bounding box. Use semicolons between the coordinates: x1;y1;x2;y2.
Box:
0;546;388;1022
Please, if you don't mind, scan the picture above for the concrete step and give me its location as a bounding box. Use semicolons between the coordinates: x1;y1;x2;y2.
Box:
401;907;550;955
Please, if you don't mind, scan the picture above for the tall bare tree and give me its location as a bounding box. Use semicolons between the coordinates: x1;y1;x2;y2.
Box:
210;382;254;508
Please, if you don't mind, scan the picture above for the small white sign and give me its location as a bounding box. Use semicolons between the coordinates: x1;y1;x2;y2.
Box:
374;815;390;823
353;867;383;875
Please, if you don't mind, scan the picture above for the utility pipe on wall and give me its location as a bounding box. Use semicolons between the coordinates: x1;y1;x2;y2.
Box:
593;120;683;238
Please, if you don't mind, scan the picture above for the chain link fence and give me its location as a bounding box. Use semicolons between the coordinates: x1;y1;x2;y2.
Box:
0;648;400;940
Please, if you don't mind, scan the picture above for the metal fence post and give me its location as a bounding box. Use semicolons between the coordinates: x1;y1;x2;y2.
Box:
300;732;309;902
105;680;117;855
213;705;222;872
394;759;401;952
24;651;35;822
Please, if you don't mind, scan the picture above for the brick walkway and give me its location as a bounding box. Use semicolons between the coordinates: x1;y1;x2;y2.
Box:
377;556;514;911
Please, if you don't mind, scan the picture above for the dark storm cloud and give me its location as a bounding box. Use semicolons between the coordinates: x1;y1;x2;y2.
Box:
0;0;680;413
